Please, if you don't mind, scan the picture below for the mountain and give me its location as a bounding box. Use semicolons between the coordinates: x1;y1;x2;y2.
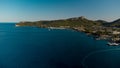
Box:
111;19;120;23
95;20;108;23
16;16;102;28
95;18;120;27
109;19;120;27
95;20;111;27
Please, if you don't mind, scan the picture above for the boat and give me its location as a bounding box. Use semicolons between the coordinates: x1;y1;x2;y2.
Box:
107;42;119;46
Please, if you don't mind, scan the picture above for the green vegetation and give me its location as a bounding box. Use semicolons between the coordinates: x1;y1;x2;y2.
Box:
16;16;101;28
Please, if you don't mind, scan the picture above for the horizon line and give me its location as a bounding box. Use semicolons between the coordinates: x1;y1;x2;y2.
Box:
0;16;119;23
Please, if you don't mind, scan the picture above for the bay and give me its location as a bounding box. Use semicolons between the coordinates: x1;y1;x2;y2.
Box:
0;23;120;68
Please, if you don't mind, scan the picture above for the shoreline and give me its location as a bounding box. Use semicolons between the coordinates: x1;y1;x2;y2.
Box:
15;17;120;46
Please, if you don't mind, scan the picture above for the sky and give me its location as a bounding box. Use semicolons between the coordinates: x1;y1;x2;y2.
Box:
0;0;120;22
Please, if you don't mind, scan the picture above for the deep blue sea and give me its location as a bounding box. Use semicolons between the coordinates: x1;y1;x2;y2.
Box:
0;23;120;68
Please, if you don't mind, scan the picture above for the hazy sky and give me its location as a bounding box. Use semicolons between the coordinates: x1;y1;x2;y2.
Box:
0;0;120;22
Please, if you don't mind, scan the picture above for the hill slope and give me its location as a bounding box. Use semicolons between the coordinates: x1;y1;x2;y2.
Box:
16;16;101;28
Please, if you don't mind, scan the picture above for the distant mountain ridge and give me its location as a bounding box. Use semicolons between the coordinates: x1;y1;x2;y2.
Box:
109;18;120;27
112;18;120;23
95;20;108;23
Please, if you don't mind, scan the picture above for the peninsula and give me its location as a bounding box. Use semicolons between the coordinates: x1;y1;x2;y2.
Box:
16;16;120;45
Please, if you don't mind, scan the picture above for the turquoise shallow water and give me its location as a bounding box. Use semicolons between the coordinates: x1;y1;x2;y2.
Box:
0;23;120;68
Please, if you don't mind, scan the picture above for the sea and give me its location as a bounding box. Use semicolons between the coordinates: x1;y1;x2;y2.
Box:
0;23;120;68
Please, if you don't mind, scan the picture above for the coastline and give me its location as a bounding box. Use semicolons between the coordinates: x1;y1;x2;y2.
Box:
17;25;120;46
15;16;120;46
